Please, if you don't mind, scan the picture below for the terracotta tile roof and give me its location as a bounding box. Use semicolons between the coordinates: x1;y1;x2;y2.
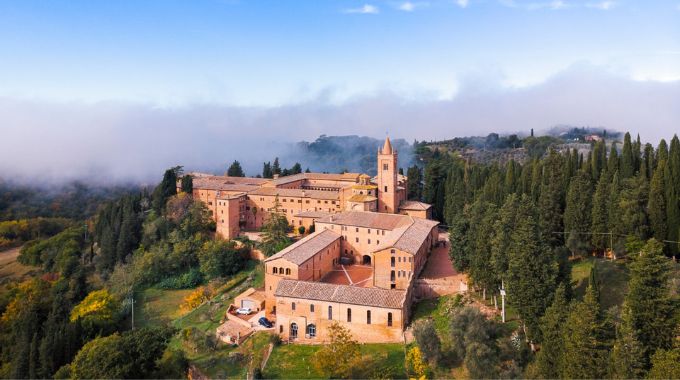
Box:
264;229;341;265
399;200;432;211
347;194;378;203
376;218;439;254
275;279;406;309
248;187;339;200
294;211;333;218
316;211;411;230
191;175;268;191
267;172;362;186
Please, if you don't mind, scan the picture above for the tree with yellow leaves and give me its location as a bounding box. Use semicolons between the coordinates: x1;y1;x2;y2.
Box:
314;322;361;378
406;346;428;379
70;289;118;324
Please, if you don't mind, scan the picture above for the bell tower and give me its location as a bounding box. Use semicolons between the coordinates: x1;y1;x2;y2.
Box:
377;137;399;214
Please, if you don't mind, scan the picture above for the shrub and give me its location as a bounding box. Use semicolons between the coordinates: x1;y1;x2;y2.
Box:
157;268;204;289
298;226;306;235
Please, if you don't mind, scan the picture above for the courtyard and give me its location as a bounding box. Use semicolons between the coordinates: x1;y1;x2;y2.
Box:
319;263;374;288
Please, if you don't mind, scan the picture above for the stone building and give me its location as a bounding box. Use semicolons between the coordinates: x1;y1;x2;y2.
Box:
184;137;409;239
188;138;443;343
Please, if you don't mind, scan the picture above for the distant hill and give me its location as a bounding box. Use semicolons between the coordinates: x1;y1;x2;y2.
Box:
282;135;415;175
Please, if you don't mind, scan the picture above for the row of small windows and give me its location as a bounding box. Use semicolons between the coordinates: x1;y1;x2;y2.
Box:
341;226;386;236
390;256;412;267
272;267;291;275
289;303;393;327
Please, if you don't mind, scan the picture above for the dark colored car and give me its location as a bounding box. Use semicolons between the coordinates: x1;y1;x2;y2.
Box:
258;317;273;328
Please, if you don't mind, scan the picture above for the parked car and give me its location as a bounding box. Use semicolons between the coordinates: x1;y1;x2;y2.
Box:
258;317;273;328
236;307;252;315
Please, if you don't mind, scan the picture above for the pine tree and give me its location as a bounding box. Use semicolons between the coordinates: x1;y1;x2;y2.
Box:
226;160;245;177
624;238;676;365
152;167;179;213
535;284;568;378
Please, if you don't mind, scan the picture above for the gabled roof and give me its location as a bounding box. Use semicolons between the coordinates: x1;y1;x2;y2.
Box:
264;229;341;265
275;279;406;309
375;218;439;254
316;211;411;230
190;175;268;191
248;187;339;200
347;194;377;203
294;210;333;219
399;200;432;211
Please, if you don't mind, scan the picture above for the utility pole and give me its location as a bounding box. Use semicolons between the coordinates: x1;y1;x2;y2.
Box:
130;296;136;330
500;280;506;323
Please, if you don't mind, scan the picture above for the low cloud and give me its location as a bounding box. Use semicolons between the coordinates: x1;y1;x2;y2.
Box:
0;65;678;184
586;1;616;10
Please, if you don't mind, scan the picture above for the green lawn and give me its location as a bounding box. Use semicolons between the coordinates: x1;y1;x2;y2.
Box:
411;294;463;335
136;287;195;328
571;257;630;309
263;343;406;379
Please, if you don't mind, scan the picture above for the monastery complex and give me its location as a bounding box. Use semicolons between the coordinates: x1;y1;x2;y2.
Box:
187;138;462;343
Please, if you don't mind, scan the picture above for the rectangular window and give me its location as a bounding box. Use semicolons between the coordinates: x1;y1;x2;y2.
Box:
355;237;359;243
383;163;388;170
387;313;393;327
367;310;371;324
310;304;315;312
384;186;388;192
368;239;371;244
391;257;395;267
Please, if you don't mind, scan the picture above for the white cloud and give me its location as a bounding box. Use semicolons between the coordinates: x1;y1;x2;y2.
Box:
456;0;470;8
397;1;430;11
398;1;416;11
344;4;379;14
501;0;572;10
586;1;616;10
1;66;679;183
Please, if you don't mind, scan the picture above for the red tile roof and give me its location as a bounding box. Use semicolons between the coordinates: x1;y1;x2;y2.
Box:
275;279;406;309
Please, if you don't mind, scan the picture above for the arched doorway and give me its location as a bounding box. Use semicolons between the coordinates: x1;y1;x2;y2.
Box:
362;255;371;265
290;323;298;339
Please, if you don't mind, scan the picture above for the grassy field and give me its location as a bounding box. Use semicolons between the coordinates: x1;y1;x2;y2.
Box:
0;246;38;284
263;343;406;379
571;256;630;309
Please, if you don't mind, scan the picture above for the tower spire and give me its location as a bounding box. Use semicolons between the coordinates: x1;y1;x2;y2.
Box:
381;136;393;155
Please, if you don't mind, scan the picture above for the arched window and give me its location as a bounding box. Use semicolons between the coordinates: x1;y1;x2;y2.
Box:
306;324;316;338
285;268;291;275
279;267;284;274
387;312;393;327
367;310;371;324
292;302;296;311
328;306;333;320
273;267;278;274
347;308;352;322
290;323;298;339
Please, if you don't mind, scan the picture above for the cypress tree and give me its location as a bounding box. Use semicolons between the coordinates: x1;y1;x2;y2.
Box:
657;139;669;163
642;143;654;179
564;171;593;256
666;135;680;255
609;305;647;379
621;132;635;179
559;284;613;379
29;333;40;380
406;165;423;201
608;142;619;174
625;238;676;365
648;161;667;243
272;157;281;175
152;167;179;214
448;207;470;272
535;284;568;379
538;150;565;247
490;194;519;290
506;195;557;342
180;175;193;194
262;162;272;178
591;170;610;252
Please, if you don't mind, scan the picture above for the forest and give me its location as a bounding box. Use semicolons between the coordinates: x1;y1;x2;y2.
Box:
0;131;678;379
408;132;680;378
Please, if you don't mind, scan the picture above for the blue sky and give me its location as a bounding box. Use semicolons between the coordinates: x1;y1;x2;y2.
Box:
1;1;679;182
1;0;678;106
